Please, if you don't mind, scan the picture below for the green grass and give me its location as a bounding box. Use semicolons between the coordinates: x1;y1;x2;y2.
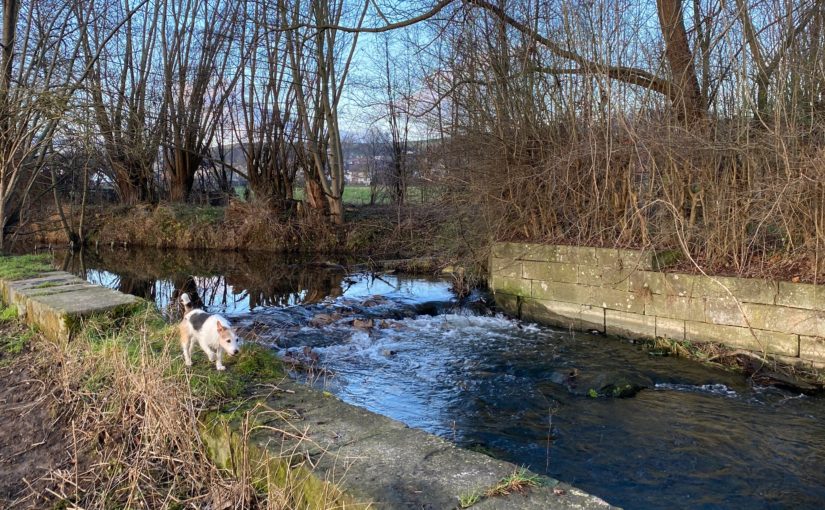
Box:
484;468;543;497
457;467;544;508
292;185;381;205
0;329;31;356
291;185;435;205
169;204;225;224
458;489;482;508
0;305;17;322
77;301;283;402
0;254;53;280
0;306;33;365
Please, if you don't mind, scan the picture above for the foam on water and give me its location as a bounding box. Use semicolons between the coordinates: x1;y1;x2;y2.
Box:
654;382;739;397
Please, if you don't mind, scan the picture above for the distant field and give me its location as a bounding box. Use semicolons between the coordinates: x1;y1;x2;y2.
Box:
293;185;436;205
237;185;437;205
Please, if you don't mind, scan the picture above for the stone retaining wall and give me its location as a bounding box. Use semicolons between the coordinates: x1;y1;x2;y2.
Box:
490;243;825;366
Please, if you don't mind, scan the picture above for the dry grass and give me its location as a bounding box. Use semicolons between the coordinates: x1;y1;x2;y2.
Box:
19;200;473;265
20;201;340;254
442;120;825;282
12;303;345;509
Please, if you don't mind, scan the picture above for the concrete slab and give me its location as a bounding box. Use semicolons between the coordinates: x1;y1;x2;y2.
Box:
204;382;618;510
1;270;141;340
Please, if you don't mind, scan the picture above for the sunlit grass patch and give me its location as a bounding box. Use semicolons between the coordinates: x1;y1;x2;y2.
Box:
484;467;543;497
0;305;17;322
458;488;482;508
0;254;53;280
457;467;544;508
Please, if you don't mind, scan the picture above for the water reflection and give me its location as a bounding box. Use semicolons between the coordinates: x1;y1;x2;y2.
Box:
53;247;348;319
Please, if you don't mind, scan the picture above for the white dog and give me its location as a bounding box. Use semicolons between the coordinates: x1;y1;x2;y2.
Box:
178;293;240;371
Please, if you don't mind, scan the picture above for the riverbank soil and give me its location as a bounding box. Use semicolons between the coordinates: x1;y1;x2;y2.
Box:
0;324;84;509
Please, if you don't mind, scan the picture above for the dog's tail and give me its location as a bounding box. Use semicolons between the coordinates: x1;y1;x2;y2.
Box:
180;293;193;313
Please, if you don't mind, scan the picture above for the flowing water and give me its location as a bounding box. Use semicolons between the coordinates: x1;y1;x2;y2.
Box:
52;247;825;509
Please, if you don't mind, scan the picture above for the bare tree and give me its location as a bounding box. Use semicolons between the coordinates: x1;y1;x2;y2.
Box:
233;0;299;208
80;0;166;204
284;0;367;224
0;0;84;248
379;34;413;205
160;0;246;202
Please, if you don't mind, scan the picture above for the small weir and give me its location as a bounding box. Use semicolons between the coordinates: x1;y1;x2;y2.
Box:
54;248;825;509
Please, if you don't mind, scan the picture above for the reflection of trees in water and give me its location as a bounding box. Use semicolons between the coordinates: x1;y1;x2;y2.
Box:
226;267;344;309
118;276;155;301
54;247;348;312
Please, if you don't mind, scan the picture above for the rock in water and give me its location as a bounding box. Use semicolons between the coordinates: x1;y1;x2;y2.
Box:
310;313;340;327
352;318;375;330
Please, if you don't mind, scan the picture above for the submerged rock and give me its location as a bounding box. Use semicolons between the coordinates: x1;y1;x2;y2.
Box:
352;318;375;330
362;295;389;307
310;312;341;327
552;368;652;398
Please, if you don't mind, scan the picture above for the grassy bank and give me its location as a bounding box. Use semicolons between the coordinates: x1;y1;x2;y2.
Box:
19;201;489;281
0;254;347;508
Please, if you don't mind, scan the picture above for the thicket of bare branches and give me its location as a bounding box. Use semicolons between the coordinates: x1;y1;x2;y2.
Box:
2;0;824;276
420;0;825;277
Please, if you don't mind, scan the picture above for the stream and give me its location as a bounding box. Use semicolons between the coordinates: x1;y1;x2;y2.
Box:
50;247;825;509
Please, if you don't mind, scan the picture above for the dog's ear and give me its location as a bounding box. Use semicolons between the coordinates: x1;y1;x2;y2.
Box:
216;322;225;333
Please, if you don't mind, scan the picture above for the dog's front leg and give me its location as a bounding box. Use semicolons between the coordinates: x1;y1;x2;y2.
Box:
215;348;226;371
182;339;192;366
180;328;193;367
187;338;196;365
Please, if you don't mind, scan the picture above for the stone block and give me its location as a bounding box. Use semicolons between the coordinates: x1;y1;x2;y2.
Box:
800;336;825;362
520;244;562;262
693;275;777;304
490;275;531;297
776;282;825;311
521;298;604;332
741;303;825;337
589;288;645;314
531;280;594;303
629;271;696;297
577;265;636;291
704;297;748;327
491;242;527;260
605;310;655;339
556;245;598;265
494;293;520;317
645;294;704;321
522;261;578;283
684;321;798;356
490;257;522;278
655;317;685;341
595;248;654;271
580;305;607;332
704;298;825;336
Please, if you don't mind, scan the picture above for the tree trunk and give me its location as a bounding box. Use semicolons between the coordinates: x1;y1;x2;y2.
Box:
327;194;343;225
304;175;326;213
113;161;151;205
656;0;706;124
169;171;194;202
167;147;199;202
0;199;7;251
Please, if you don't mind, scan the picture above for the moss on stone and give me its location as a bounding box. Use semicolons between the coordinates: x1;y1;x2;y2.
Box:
201;409;365;509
